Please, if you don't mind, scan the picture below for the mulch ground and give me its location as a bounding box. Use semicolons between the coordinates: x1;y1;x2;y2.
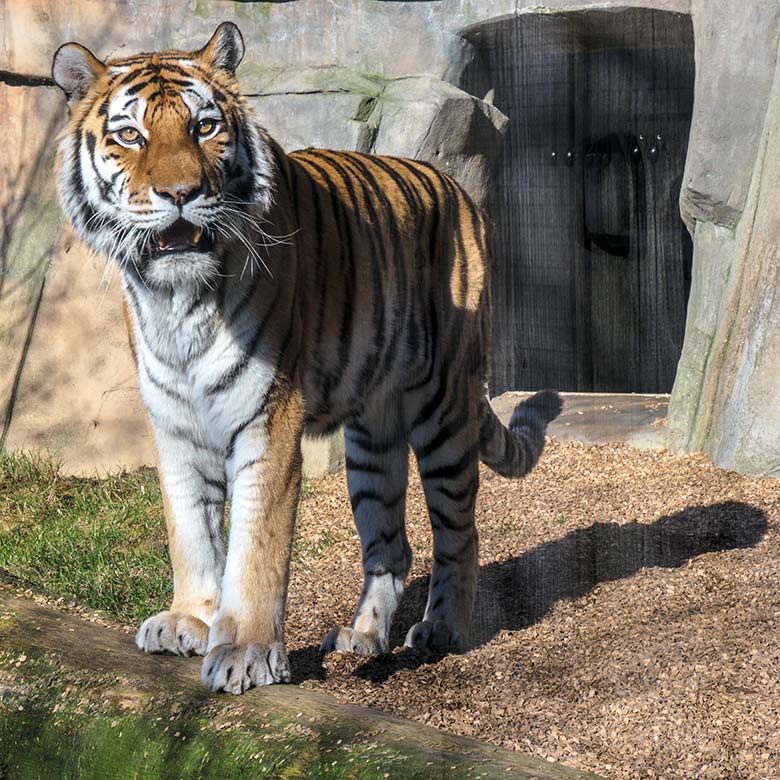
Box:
285;439;780;780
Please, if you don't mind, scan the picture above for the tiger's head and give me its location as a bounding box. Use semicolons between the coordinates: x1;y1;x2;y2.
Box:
52;23;274;289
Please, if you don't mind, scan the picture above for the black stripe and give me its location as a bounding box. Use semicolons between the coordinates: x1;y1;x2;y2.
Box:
184;293;206;319
420;444;479;482
345;455;385;475
338;154;407;377
297;154;357;404
289;157;328;396
69;127;95;227
294;157;341;412
205;302;275;396
149;417;218;455
363;525;403;558
434;535;476;567
192;465;227;494
233;458;261;480
225;399;269;461
411;364;448;431
125;79;149;97
345;429;404;456
366;155;419;216
370;155;431;268
109;65;155;90
392;158;442;264
141;362;188;404
123;282;179;370
308;153;363;385
195;497;223;509
404;290;438;392
429;506;473;532
163;77;198;89
85;130;115;201
435;475;479;504
350;489;404;514
335;153;388;395
415;415;468;462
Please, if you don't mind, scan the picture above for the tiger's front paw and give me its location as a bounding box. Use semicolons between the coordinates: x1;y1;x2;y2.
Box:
136;611;210;656
320;626;388;655
201;642;291;694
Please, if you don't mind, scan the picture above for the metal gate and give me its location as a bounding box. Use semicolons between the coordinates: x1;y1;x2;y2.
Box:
462;9;695;394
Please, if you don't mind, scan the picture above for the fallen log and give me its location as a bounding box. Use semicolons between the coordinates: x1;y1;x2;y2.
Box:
0;583;601;779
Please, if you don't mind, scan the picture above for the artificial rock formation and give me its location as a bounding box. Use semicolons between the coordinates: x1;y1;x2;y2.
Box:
668;10;780;475
2;0;780;477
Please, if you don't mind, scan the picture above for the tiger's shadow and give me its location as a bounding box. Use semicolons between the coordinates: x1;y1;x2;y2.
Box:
293;500;767;684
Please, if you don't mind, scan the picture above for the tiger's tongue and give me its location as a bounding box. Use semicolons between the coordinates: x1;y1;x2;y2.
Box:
157;219;202;249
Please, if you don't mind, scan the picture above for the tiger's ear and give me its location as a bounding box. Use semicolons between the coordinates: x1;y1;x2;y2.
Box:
199;22;245;75
52;43;106;108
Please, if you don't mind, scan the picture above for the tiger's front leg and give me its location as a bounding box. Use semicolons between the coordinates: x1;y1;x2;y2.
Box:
201;390;304;694
136;431;226;658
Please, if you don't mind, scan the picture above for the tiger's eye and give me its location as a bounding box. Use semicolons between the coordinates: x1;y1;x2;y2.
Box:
117;127;141;144
196;119;218;137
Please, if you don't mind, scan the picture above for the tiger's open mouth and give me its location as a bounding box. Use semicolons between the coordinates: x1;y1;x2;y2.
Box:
145;218;214;259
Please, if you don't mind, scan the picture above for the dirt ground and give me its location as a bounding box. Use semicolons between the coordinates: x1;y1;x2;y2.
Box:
285;439;780;780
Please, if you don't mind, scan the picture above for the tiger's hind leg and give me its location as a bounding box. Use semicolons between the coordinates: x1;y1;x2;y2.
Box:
320;408;411;655
406;376;480;653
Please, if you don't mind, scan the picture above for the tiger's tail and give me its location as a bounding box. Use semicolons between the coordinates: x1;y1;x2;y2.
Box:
478;390;563;478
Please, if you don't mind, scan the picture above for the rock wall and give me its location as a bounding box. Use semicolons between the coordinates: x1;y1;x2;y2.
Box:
0;79;152;474
0;82;61;451
1;1;689;84
1;0;513;475
667;1;780;475
2;0;780;477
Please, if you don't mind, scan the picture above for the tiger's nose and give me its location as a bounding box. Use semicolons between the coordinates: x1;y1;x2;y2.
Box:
154;182;203;205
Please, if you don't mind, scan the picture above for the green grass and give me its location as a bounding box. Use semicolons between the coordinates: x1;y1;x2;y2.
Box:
0;451;171;624
0;452;334;625
300;478;317;499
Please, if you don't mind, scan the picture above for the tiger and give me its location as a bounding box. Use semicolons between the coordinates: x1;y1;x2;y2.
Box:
51;22;562;694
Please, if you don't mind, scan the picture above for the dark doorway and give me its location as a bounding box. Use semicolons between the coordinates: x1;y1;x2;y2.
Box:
461;9;695;394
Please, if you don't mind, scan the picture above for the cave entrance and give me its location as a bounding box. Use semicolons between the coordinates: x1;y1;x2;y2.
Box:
461;8;695;394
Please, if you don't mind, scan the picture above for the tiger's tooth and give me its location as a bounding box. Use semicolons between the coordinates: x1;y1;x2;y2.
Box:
193;227;202;243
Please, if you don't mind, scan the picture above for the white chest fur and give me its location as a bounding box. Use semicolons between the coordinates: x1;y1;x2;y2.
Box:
123;277;278;455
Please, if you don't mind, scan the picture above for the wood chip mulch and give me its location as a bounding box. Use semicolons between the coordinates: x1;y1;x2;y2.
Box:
285;439;780;780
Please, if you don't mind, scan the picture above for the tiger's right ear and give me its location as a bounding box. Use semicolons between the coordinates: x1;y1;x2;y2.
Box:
199;22;245;75
52;43;106;108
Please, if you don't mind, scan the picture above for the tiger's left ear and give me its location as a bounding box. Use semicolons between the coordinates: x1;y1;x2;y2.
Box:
199;22;245;75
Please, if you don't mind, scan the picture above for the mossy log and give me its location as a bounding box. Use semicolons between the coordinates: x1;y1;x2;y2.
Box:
0;584;601;779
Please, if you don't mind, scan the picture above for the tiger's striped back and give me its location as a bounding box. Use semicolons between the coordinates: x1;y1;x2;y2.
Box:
286;150;488;434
